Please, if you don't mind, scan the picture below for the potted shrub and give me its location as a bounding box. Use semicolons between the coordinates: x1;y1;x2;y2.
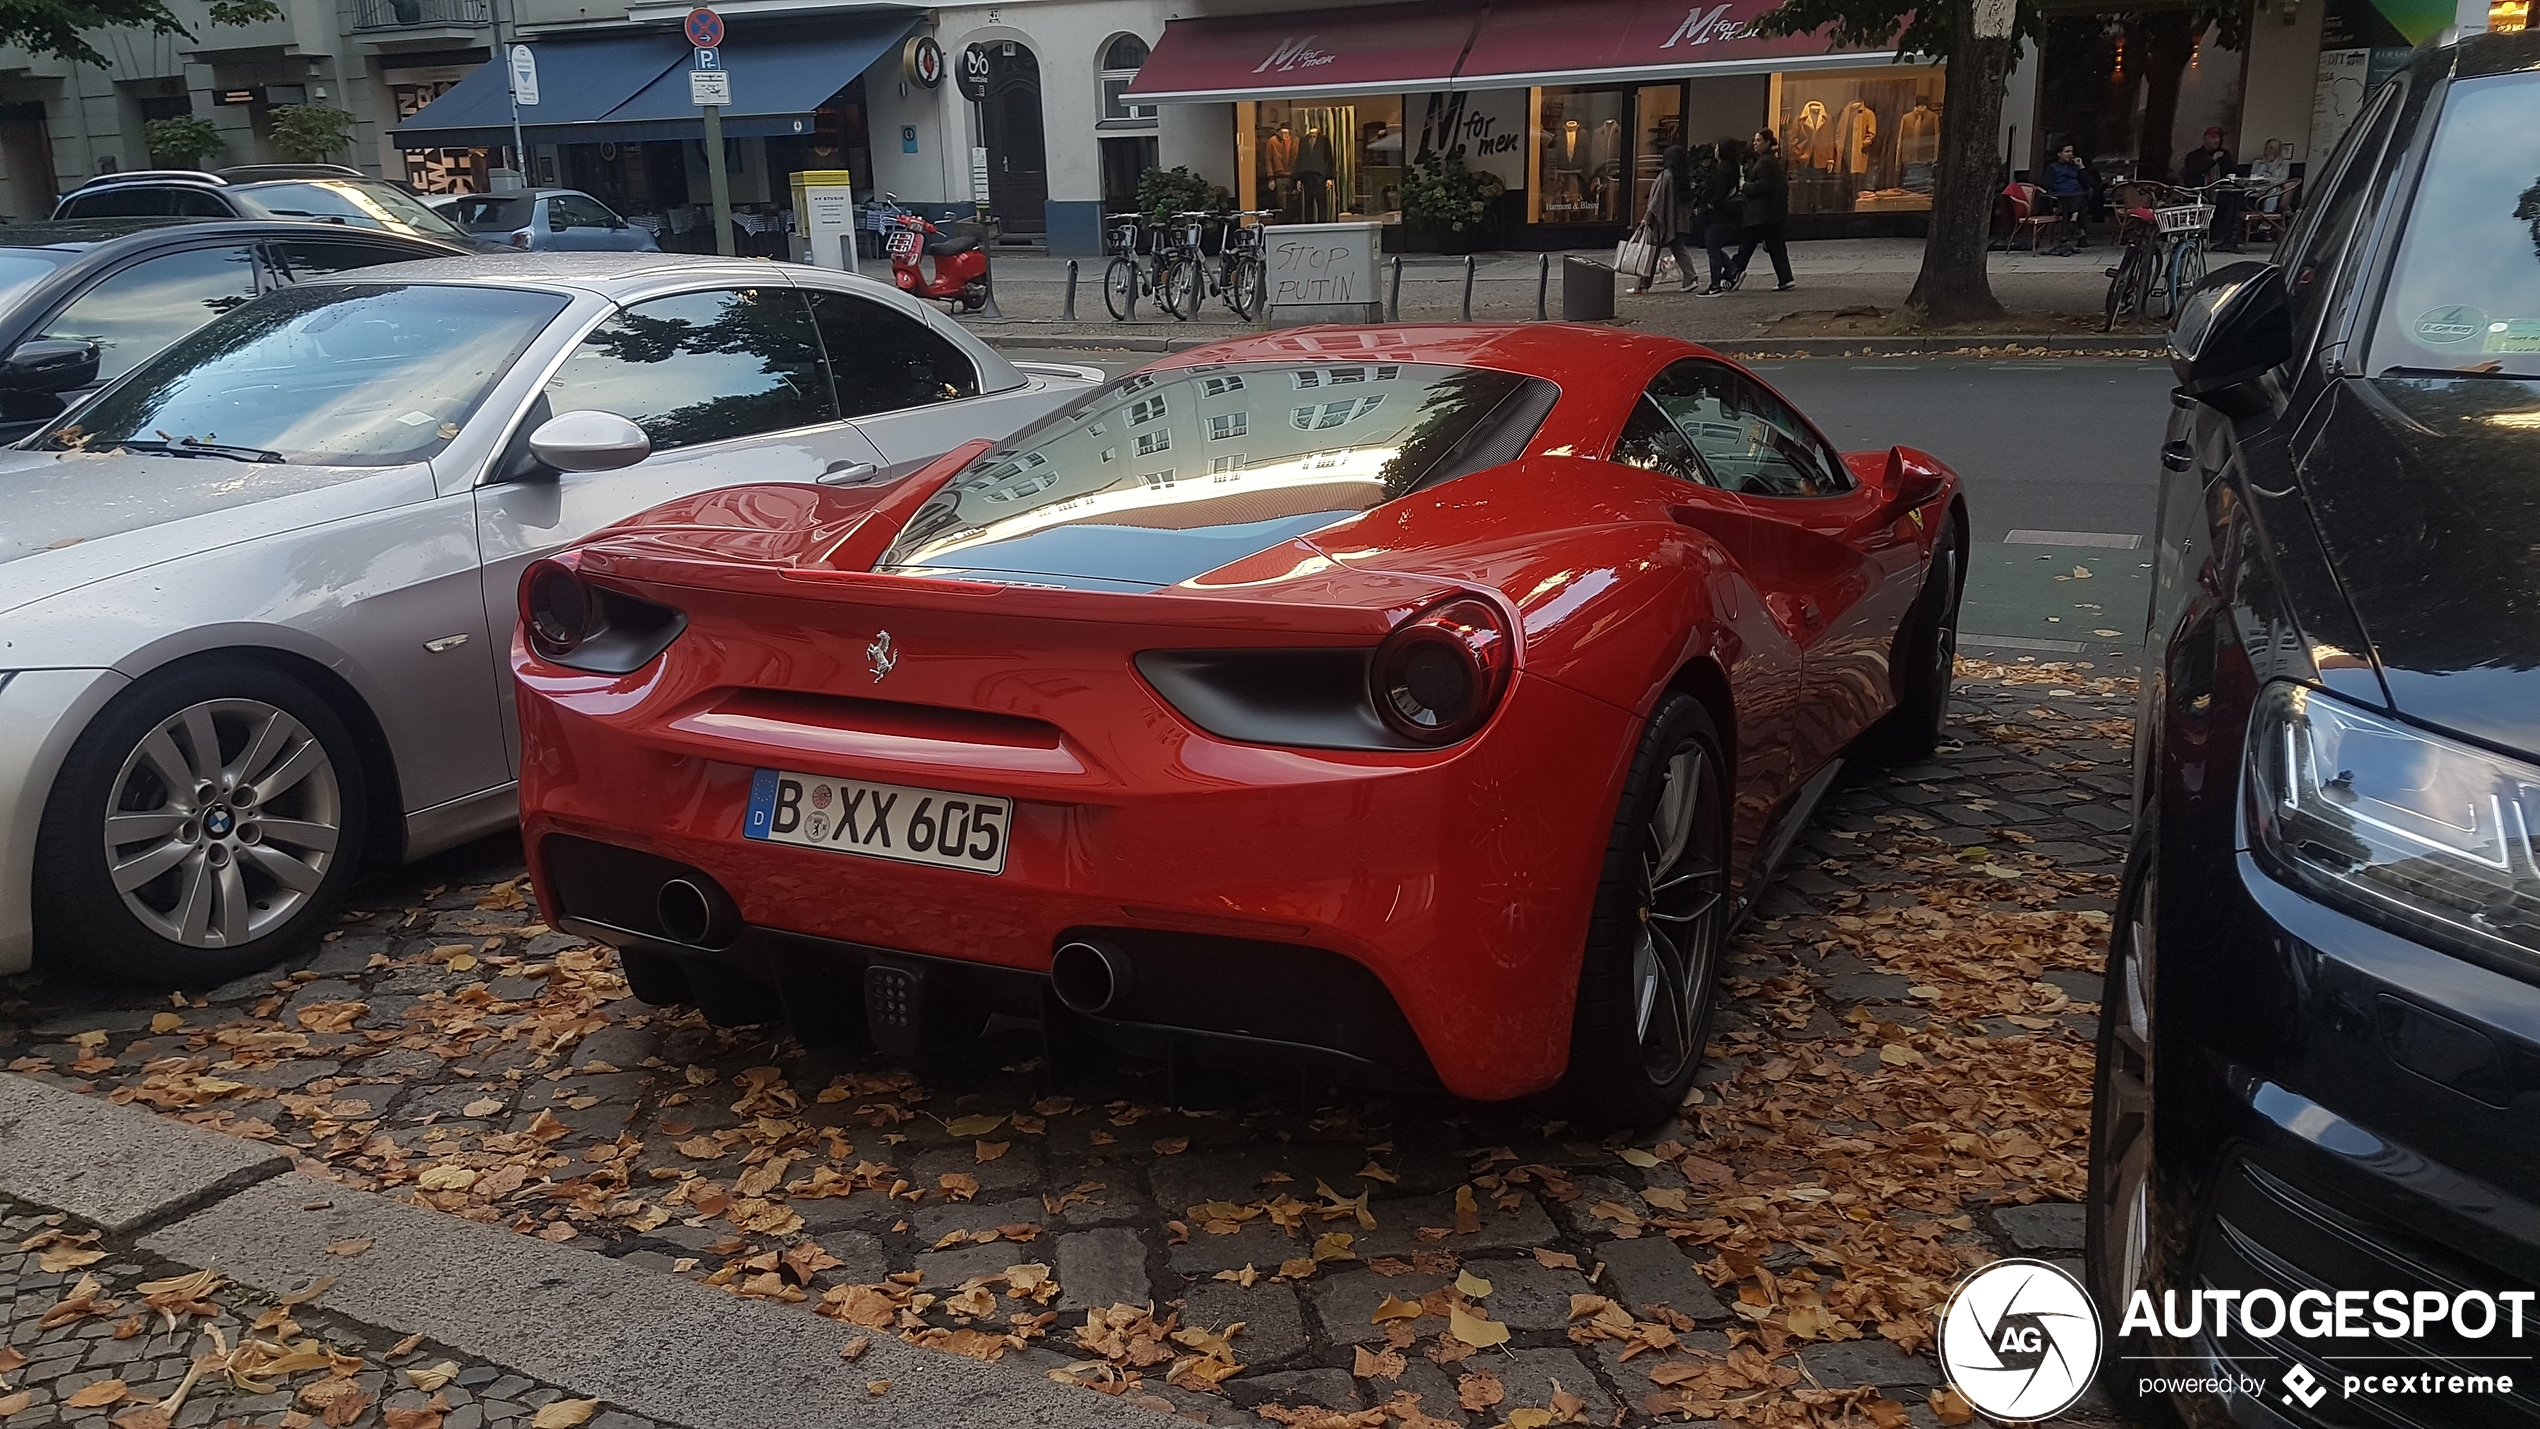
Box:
141;116;224;170
1401;154;1504;254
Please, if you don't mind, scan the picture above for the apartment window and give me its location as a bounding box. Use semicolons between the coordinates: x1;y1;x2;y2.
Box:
1208;412;1248;440
1100;34;1156;126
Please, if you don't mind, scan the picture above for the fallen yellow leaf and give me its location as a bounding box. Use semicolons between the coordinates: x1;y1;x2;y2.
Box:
461;1099;504;1118
1447;1304;1510;1348
942;1114;1004;1137
0;1391;31;1420
324;1238;373;1257
66;1381;128;1409
1616;1147;1661;1168
1455;1268;1493;1298
529;1399;599;1429
975;1140;1009;1162
148;1013;184;1034
1369;1294;1423;1323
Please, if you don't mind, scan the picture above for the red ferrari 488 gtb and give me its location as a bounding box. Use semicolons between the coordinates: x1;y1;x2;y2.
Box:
513;326;1964;1123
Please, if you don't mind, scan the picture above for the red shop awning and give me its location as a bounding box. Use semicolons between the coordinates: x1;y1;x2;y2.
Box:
1127;0;1894;104
1126;1;1486;102
1458;0;1894;87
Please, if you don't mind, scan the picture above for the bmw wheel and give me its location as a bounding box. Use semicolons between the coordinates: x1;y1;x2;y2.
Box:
36;660;369;986
1565;692;1731;1126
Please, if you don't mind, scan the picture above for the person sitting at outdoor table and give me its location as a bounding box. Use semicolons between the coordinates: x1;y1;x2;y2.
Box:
2249;139;2293;212
2041;142;2090;255
2181;126;2247;252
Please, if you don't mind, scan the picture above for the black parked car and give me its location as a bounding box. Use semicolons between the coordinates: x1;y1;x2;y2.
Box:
2091;28;2540;1429
52;165;496;250
0;217;462;439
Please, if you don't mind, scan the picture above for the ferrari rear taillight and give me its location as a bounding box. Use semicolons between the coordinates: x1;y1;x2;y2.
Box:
522;559;591;658
1371;596;1510;744
520;557;690;674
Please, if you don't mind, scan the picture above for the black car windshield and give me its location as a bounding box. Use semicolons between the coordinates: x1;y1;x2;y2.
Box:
235;180;471;244
878;360;1550;588
51;282;568;467
0;247;75;310
2369;72;2540;377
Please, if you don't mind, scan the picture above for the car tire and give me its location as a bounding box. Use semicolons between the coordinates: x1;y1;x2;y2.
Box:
1863;517;1961;764
1563;692;1731;1128
2086;833;2178;1424
34;659;370;988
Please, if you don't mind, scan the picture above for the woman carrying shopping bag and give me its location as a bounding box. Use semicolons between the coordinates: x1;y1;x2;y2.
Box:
1627;144;1703;294
1699;136;1747;294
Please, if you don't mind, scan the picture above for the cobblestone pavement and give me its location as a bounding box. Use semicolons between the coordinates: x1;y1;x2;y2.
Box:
0;1195;668;1429
2;659;2140;1429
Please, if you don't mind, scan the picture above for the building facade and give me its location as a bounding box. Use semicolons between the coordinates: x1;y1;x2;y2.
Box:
0;0;2511;242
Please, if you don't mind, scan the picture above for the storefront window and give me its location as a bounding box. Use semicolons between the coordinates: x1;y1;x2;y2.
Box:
1530;86;1630;224
1238;99;1405;224
1773;66;1944;215
1630;84;1687;222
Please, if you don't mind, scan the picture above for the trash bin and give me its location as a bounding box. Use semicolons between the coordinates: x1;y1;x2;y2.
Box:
1561;256;1616;321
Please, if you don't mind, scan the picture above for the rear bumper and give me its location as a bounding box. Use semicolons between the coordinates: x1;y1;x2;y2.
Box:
517;664;1638;1101
2142;850;2540;1427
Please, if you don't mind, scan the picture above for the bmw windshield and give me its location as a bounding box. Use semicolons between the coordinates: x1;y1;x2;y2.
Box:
2370;72;2540;377
43;282;568;467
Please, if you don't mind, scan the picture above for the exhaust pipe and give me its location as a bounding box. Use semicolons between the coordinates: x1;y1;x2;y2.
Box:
655;877;737;948
1049;937;1133;1015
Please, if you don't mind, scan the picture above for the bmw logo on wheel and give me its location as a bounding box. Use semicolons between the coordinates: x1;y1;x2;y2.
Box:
1937;1258;2103;1421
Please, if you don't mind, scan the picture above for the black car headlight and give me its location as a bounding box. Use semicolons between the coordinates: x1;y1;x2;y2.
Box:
2249;681;2540;974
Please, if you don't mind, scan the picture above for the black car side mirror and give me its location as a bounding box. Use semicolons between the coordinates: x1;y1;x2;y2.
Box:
2171;261;2293;398
3;338;100;394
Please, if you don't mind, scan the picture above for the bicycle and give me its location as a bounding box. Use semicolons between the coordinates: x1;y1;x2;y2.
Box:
1101;213;1173;322
2100;183;2211;330
1161;210;1271;321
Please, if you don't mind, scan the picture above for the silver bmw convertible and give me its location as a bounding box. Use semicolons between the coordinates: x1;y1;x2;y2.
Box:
0;252;1098;984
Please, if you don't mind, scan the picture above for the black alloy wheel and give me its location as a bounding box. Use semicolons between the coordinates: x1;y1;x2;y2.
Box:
1565;692;1731;1126
1865;517;1962;763
2086;836;2171;1421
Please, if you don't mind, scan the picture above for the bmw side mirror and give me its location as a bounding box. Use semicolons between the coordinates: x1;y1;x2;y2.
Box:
528;410;650;473
2171;261;2292;398
3;338;100;394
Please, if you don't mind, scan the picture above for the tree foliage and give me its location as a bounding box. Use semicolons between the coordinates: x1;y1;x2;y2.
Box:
141;116;223;168
6;0;280;70
268;105;357;163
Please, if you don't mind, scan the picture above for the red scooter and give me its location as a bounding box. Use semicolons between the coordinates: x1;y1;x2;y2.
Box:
872;195;986;313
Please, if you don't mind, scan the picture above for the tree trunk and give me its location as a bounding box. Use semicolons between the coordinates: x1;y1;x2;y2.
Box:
1904;6;2018;326
2133;10;2200;184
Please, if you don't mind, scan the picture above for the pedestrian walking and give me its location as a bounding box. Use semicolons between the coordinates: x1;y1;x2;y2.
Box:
1734;129;1795;292
1699;136;1746;295
1629;144;1704;293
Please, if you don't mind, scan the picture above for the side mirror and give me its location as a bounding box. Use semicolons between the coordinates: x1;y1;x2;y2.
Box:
3;338;99;394
2171;261;2292;398
528;410;650;473
1878;445;1949;512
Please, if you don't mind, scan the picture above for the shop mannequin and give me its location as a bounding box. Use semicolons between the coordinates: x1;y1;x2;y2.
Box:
1898;98;1939;190
1298;121;1335;222
1834;99;1876;179
1789;100;1832;170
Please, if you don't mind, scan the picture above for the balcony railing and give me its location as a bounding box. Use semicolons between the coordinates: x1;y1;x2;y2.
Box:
353;0;490;30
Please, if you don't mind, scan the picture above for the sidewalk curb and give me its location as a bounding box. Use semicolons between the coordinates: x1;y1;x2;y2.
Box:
0;1074;1170;1429
0;1072;291;1234
976;327;2166;359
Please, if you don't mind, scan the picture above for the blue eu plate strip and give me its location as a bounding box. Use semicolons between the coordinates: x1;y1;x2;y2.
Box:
744;769;779;839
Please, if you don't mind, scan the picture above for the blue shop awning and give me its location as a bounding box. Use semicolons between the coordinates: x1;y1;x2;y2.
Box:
592;14;919;141
392;15;917;150
392;32;687;149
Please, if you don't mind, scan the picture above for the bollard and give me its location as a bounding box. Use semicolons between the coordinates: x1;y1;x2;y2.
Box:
1062;259;1078;323
969;211;1007;323
1460;255;1475;322
1535;252;1550;321
1386;256;1403;323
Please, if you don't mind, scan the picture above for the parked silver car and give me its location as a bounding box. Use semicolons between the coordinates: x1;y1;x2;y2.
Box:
439;190;661;253
0;252;1099;983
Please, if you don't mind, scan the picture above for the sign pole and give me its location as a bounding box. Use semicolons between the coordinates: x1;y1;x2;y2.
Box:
686;8;733;256
704;103;733;256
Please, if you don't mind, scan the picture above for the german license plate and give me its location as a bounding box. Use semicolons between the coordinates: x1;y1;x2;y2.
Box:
742;769;1009;875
